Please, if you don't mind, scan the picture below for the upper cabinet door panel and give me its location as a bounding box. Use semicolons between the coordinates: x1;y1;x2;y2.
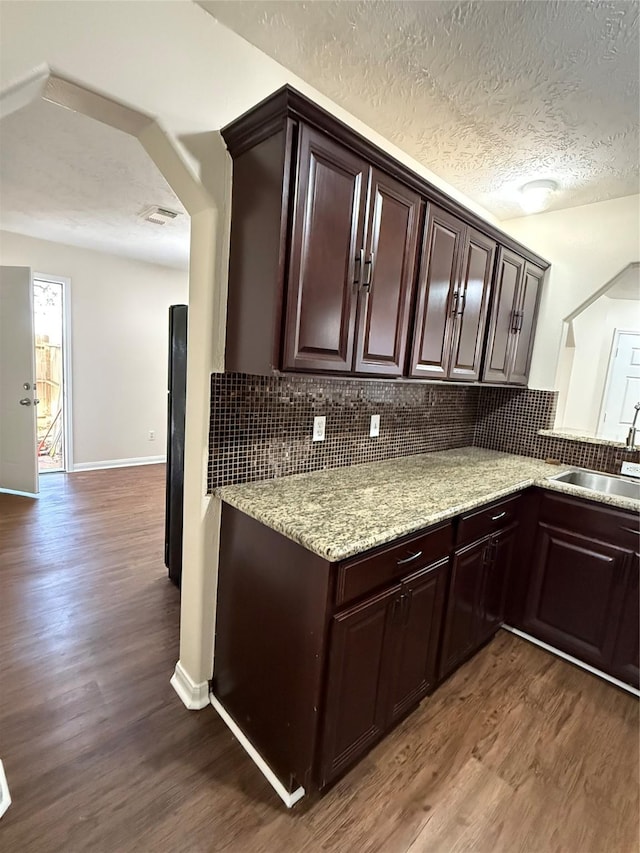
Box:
409;206;465;379
449;229;496;382
482;247;523;384
283;126;368;372
509;261;545;386
354;169;422;376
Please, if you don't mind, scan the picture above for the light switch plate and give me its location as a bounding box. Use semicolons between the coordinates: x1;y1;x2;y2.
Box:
621;461;640;478
312;416;326;442
370;414;380;438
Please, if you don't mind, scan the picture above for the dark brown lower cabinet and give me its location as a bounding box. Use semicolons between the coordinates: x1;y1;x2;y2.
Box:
321;557;448;786
320;585;397;786
519;491;639;689
215;490;638;801
440;523;517;679
610;556;639;686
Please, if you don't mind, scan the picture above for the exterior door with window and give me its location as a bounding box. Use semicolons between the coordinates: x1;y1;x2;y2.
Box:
0;266;39;495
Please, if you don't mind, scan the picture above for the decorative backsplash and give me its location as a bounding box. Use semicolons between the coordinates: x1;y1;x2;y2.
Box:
209;376;640;490
474;387;640;473
209;373;480;488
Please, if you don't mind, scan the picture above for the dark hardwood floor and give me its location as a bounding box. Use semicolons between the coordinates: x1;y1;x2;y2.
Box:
0;466;637;852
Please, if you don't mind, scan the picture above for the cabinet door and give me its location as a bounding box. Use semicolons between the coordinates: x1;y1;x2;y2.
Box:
479;523;518;643
482;246;523;383
283;125;368;372
409;205;465;379
509;261;545;385
448;228;496;381
354;168;422;376
610;554;639;688
439;537;487;679
320;585;397;786
523;523;628;671
387;558;449;724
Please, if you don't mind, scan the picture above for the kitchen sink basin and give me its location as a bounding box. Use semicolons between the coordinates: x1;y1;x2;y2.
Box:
550;469;640;501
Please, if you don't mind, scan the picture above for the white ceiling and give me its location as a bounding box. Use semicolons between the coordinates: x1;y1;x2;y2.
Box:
0;98;190;269
200;0;639;220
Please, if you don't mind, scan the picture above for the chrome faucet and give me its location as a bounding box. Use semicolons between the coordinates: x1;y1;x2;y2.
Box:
626;402;640;448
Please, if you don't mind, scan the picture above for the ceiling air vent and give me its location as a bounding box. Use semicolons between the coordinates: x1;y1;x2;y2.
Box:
140;205;182;226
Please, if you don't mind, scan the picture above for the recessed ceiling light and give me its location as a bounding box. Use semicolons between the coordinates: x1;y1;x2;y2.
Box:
519;180;558;214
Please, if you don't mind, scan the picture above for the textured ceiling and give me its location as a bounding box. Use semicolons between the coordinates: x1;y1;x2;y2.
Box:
0;99;189;269
199;0;639;220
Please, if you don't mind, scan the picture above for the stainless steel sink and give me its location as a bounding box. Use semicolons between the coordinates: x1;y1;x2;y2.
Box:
550;469;640;500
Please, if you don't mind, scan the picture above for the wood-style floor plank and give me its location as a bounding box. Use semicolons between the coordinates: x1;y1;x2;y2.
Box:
1;466;637;852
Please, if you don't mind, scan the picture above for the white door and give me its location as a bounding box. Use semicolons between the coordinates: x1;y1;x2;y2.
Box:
598;330;640;443
0;266;39;495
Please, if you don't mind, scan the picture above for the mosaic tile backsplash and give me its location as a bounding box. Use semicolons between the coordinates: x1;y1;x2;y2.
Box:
474;387;640;474
208;375;640;490
209;373;480;488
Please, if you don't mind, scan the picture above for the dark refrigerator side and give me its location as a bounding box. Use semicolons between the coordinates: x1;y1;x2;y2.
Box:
165;304;188;587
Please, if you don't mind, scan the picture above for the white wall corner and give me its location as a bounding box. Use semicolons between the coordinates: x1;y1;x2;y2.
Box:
170;660;210;710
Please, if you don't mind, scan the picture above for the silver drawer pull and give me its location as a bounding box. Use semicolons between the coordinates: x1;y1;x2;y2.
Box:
397;550;423;566
491;512;507;521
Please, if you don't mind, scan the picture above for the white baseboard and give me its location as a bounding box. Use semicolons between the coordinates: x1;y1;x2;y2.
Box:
0;760;11;819
0;488;39;498
72;455;166;472
170;661;211;710
502;625;640;697
210;693;306;808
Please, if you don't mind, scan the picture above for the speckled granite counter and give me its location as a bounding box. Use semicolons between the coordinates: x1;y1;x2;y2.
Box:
217;447;639;561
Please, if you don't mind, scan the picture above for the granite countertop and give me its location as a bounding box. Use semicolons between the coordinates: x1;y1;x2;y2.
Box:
216;447;639;561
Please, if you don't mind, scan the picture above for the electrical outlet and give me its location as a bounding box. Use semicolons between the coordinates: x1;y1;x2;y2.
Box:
148;430;156;441
312;416;326;442
370;414;380;438
621;461;640;478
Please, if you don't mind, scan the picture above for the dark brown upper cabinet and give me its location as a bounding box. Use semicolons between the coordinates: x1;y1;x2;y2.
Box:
283;126;368;373
409;206;496;381
354;168;422;375
222;85;548;381
483;247;545;385
284;129;421;375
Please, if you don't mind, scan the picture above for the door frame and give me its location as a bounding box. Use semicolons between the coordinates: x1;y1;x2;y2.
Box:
33;272;73;472
597;327;640;440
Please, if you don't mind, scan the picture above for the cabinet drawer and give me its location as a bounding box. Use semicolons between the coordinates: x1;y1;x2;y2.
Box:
335;523;452;608
538;490;639;550
457;494;521;547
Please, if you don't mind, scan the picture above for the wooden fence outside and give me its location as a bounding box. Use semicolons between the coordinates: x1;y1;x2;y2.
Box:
35;334;62;434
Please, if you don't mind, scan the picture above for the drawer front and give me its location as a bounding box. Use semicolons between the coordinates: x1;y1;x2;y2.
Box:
538;490;639;551
457;494;521;547
335;522;452;608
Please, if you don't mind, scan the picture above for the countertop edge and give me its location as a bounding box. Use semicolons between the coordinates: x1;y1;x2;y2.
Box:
218;472;639;562
220;477;538;561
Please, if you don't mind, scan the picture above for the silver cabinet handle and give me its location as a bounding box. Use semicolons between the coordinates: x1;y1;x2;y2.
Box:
354;248;364;287
362;252;374;291
491;512;507;521
397;550;423;566
19;398;32;406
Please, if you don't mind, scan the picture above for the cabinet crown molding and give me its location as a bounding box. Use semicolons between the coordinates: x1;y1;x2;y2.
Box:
222;85;550;271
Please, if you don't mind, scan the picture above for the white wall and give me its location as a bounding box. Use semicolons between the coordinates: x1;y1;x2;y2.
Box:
0;229;188;467
563;296;640;434
500;194;640;389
